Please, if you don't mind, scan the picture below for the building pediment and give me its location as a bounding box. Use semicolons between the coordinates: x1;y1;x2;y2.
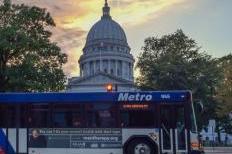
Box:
69;72;133;86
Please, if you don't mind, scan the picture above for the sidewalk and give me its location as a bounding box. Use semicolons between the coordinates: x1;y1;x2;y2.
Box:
204;147;232;153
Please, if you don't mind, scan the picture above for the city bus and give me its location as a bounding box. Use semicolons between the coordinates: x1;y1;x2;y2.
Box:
0;91;203;154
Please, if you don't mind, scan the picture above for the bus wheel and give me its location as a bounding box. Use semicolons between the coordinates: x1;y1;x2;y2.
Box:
126;138;156;154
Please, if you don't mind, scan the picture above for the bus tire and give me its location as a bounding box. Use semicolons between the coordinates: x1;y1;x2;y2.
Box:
125;138;157;154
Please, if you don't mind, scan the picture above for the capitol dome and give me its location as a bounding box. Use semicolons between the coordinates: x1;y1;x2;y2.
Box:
84;1;128;49
86;18;127;45
78;0;134;82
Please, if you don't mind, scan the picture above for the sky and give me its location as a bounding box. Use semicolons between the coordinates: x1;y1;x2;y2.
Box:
14;0;232;77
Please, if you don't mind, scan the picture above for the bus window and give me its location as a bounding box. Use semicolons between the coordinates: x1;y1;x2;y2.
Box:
53;112;67;127
97;110;115;127
160;106;172;150
174;106;186;150
0;105;4;127
86;112;97;127
86;103;117;128
0;105;15;127
120;111;155;128
53;112;83;128
28;105;50;128
72;113;82;127
1;105;34;128
52;104;84;128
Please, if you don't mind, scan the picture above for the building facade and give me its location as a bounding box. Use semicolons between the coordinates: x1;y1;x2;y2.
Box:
67;0;136;92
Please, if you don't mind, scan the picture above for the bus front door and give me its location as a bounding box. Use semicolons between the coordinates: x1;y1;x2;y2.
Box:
160;105;189;154
174;106;188;153
160;106;173;153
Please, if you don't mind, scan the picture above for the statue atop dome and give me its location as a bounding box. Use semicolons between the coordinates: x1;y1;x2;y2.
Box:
102;0;111;18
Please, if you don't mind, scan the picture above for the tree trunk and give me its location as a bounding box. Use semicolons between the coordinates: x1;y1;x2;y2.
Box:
0;55;7;92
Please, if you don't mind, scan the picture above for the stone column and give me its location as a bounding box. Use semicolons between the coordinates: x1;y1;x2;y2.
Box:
93;60;96;74
83;63;86;76
131;62;134;81
108;59;110;74
128;62;131;80
122;61;125;79
119;60;122;77
87;62;90;76
99;58;103;72
115;60;118;76
80;64;83;77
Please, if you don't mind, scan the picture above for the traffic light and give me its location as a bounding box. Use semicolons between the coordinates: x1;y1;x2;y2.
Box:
106;83;113;92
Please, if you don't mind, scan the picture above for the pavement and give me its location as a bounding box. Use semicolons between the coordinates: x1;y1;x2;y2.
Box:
204;147;232;154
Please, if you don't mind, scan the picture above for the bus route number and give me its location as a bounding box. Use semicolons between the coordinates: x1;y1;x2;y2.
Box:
161;94;171;99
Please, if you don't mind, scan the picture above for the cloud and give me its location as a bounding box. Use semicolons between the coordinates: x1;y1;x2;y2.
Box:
111;0;186;26
15;0;187;76
51;28;86;77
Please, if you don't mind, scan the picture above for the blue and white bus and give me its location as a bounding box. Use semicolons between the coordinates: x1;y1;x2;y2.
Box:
0;91;203;154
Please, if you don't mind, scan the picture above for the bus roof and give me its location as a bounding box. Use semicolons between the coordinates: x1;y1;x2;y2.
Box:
0;91;191;104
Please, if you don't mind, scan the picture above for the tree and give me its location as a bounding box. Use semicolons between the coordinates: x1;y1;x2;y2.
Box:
0;0;67;92
216;54;232;134
136;30;222;129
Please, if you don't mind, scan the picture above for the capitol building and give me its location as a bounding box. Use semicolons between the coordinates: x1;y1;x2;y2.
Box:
67;0;136;92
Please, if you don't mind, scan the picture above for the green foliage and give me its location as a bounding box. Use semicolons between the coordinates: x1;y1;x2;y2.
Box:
136;29;222;130
216;54;232;116
216;54;232;134
0;0;67;92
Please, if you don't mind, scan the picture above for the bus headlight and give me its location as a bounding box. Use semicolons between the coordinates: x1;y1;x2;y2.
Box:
191;142;201;149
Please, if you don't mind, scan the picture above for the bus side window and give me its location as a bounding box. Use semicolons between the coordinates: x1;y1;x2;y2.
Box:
28;111;49;128
86;112;97;127
52;104;85;128
0;105;15;127
53;112;67;127
86;104;117;128
97;110;116;128
71;113;83;128
161;108;172;129
1;104;31;128
120;111;155;128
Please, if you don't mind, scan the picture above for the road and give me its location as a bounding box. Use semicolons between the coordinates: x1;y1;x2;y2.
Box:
204;147;232;154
